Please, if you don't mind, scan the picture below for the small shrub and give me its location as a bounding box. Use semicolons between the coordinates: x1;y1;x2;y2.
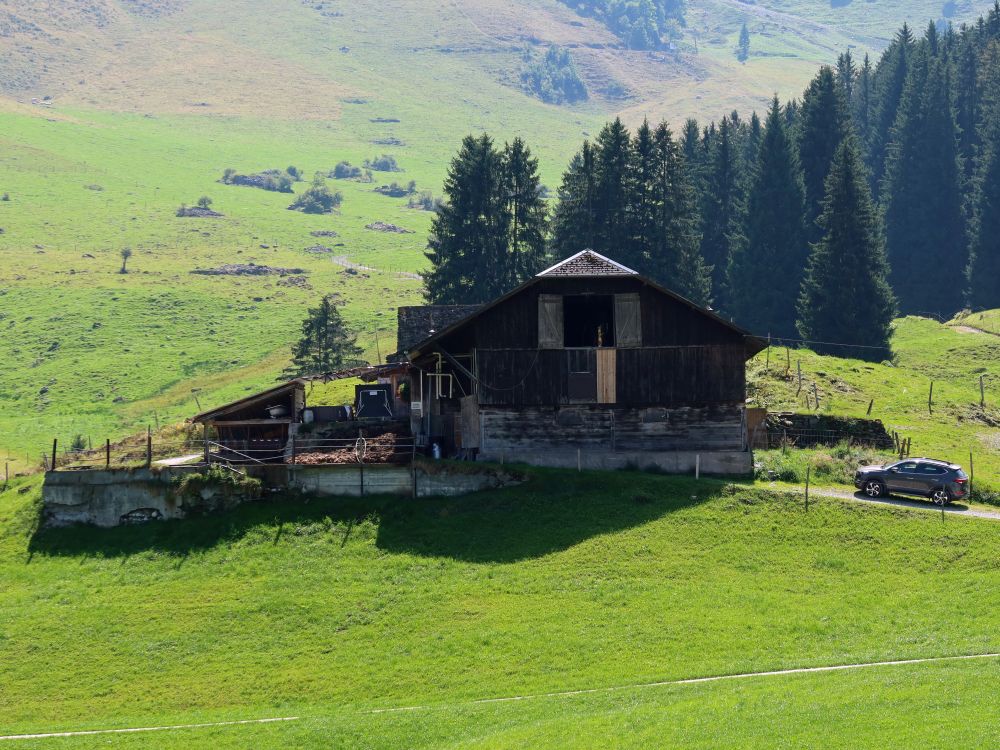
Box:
332;161;363;179
70;434;87;452
288;177;343;214
1;192;10;201
197;195;213;209
171;466;262;516
287;165;302;180
364;154;402;172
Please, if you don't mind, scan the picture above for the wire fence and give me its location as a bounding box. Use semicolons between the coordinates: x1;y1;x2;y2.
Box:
49;434;418;471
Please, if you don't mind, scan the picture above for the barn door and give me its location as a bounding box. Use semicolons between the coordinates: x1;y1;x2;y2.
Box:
614;293;641;348
597;348;617;404
538;294;564;349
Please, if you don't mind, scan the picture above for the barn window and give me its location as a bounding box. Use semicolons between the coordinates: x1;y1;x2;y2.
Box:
563;295;615;347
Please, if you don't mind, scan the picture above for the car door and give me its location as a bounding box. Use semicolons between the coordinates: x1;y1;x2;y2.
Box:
916;464;948;495
886;461;920;492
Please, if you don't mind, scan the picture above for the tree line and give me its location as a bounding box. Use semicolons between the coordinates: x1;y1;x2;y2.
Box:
424;8;1000;360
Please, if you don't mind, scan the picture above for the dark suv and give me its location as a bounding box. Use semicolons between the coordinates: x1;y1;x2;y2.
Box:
854;459;970;505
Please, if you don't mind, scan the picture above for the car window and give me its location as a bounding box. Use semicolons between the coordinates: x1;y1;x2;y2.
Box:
919;465;946;475
896;462;918;472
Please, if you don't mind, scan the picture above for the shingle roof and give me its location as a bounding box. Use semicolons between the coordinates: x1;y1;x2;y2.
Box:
537;249;638;277
395;305;481;355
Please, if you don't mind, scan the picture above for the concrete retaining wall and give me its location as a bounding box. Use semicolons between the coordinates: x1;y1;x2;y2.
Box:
477;448;753;475
288;464;518;498
42;466;202;528
43;463;521;528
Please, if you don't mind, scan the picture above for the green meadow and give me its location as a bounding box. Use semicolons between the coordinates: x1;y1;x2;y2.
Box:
2;468;1000;747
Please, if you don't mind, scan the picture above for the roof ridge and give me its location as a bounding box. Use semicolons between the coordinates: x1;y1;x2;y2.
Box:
536;249;638;277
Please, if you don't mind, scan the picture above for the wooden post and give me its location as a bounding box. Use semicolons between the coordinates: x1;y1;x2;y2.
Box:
695;454;700;480
146;426;152;468
782;429;787;455
291;434;297;465
969;450;975;498
577;448;582;473
805;466;810;511
765;333;771;371
106;439;111;469
928;381;934;414
51;438;57;472
796;360;802;395
785;347;791;377
866;399;873;416
812;382;819;410
203;424;209;465
4;461;8;488
981;375;986;408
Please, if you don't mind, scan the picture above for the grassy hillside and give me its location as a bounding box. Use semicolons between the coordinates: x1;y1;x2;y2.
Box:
2;469;1000;746
2;0;998;469
749;315;1000;491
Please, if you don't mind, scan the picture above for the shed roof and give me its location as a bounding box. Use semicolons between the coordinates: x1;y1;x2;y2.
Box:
190;379;306;424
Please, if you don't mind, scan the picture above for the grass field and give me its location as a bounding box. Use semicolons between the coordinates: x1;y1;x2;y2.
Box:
2;468;1000;746
747;315;1000;494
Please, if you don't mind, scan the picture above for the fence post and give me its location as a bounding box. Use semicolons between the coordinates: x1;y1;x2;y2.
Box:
106;439;111;469
867;399;873;416
765;333;771;372
812;382;819;410
51;438;57;472
928;381;934;414
970;450;975;498
981;375;986;408
146;427;152;468
203;425;209;465
797;360;802;395
805;466;810;511
695;454;700;480
291;434;296;465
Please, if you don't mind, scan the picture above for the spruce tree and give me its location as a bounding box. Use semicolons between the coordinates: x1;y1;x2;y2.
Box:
627;120;659;272
869;24;915;195
501;137;548;289
424;134;508;304
285;296;364;377
883;56;967;317
651;123;711;304
797;139;895;361
853;54;875;152
593;117;633;255
728;97;807;338
737;22;750;62
550;141;598;258
699;116;746;306
968;121;1000;310
797;66;852;244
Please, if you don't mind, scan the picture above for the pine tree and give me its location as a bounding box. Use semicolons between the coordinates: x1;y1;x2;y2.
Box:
627;119;659;272
883;56;967;316
797;139;896;361
728;97;807;338
423;134;508;304
551;141;598;258
285;296;364;377
797;66;852;244
699;116;746;306
501;137;549;289
836;50;856;102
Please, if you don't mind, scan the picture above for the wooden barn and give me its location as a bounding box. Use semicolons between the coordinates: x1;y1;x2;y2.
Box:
398;250;766;474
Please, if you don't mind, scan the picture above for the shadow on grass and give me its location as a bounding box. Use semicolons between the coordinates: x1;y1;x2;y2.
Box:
26;468;731;563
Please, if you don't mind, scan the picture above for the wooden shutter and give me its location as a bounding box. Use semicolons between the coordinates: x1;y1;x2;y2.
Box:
614;293;642;348
597;348;617;404
538;294;564;349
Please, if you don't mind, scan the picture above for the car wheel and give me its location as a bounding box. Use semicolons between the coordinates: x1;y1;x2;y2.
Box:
863;479;885;498
931;488;950;506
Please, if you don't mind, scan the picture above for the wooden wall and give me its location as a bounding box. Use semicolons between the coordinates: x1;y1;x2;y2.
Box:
476;345;746;407
479;405;746;454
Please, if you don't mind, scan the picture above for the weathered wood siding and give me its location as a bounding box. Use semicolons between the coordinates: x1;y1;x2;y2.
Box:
476;346;745;407
479;405;746;454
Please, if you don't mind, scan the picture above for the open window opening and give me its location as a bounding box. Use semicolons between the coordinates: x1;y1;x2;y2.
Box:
563;295;615;348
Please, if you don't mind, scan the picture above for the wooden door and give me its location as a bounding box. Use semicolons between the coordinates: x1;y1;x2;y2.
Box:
597;348;617;404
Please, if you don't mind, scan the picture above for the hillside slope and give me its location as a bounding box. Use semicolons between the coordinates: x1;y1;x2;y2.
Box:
1;0;997;467
2;470;1000;746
